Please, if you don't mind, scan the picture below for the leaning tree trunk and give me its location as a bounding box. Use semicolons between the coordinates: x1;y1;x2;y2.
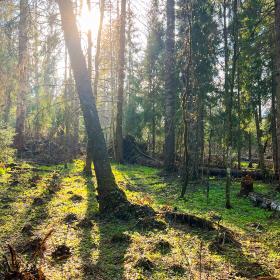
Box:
164;0;176;171
14;0;29;152
56;0;128;213
275;0;280;185
115;0;127;163
84;0;105;175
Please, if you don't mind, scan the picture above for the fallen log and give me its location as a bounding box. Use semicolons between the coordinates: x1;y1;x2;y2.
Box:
202;167;272;180
248;192;280;212
123;135;162;168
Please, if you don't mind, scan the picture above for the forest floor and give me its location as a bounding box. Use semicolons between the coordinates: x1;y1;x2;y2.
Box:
0;160;280;280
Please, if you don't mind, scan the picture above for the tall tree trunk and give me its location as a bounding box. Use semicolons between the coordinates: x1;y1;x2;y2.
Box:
237;64;242;170
34;0;40;140
64;48;71;166
223;0;232;208
254;108;265;175
164;0;176;171
56;0;128;213
180;1;192;197
275;0;280;184
248;132;252;167
115;0;127;163
84;0;105;175
83;0;93;175
272;59;278;176
14;0;28;152
109;0;117;160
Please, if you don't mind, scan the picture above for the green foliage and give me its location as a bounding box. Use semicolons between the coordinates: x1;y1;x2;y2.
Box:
0;125;15;163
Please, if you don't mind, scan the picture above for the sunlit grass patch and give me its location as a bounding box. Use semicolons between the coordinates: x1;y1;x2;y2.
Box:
0;160;279;279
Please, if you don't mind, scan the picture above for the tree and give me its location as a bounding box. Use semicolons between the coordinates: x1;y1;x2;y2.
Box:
275;0;280;185
223;0;232;209
178;0;218;196
14;0;29;152
56;0;128;213
84;0;106;175
164;0;176;171
115;0;127;163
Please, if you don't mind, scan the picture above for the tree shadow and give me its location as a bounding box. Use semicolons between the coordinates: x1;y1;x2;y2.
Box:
0;169;54;241
167;218;271;279
80;176;148;280
79;176;105;279
80;167;273;280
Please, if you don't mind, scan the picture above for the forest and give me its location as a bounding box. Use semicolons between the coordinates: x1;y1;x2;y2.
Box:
0;0;280;279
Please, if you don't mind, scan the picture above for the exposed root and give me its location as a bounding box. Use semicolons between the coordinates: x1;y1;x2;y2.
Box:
0;233;52;280
165;211;216;230
20;230;53;259
164;211;240;247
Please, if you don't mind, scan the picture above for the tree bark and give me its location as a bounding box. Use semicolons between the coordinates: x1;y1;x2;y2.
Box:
56;0;128;213
272;60;278;176
164;0;176;171
248;132;253;167
115;0;127;163
14;0;29;152
254;108;265;175
223;0;232;208
275;0;280;185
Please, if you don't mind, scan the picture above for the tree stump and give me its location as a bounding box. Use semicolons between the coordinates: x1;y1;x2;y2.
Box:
239;175;254;196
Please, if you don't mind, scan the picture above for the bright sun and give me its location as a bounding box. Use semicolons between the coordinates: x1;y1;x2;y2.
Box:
78;1;100;36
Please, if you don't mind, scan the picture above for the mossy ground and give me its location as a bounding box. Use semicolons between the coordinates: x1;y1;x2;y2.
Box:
0;160;279;279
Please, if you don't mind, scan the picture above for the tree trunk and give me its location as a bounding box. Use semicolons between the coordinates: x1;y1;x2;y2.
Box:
115;0;127;163
237;65;242;170
56;0;128;213
84;0;105;175
275;0;280;185
164;0;176;171
180;1;192;197
254;108;265;175
271;60;278;176
248;132;253;167
223;0;232;208
14;0;29;152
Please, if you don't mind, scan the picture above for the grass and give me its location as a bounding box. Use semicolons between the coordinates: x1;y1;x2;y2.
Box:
0;159;279;279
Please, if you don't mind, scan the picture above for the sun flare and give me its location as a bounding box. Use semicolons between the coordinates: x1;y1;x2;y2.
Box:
78;1;100;36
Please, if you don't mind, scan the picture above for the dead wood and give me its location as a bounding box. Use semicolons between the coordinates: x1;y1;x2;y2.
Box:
248;192;280;212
